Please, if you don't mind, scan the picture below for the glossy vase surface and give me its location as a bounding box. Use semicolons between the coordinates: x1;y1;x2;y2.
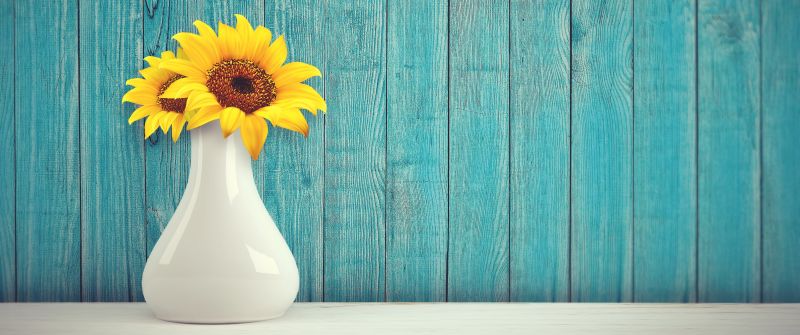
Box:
142;121;299;324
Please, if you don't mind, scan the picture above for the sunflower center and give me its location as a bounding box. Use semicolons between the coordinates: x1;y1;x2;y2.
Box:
231;77;254;93
158;75;187;113
206;59;276;113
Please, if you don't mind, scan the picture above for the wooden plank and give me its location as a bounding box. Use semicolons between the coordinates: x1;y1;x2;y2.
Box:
323;0;387;302
762;0;800;303
0;0;14;302
632;0;697;302
448;0;510;302
261;0;325;302
697;0;760;302
15;0;81;302
79;0;145;301
385;0;448;302
3;303;800;335
143;0;193;264
189;0;265;23
571;0;634;302
509;0;570;302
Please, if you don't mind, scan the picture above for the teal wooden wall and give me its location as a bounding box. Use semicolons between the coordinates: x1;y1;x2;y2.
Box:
1;0;798;303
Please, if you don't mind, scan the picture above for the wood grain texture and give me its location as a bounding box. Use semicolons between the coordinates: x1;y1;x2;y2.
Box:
15;0;81;302
5;0;800;304
323;0;387;302
189;0;264;24
632;0;697;302
0;0;15;302
762;0;800;303
259;0;325;303
697;0;760;303
143;0;192;263
79;0;145;302
571;0;634;302
448;0;510;302
385;0;448;302
509;0;570;302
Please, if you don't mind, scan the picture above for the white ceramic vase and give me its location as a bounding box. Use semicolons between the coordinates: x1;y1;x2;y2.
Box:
142;120;299;324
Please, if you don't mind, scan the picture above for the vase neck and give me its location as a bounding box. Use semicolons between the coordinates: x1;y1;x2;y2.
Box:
188;120;259;202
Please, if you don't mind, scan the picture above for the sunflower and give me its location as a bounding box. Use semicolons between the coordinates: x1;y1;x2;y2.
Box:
159;14;326;160
122;50;192;142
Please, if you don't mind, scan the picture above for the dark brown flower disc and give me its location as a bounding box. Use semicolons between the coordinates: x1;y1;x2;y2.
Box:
158;75;188;113
206;59;277;113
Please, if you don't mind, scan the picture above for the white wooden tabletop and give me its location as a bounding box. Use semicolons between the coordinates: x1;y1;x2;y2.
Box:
0;303;798;335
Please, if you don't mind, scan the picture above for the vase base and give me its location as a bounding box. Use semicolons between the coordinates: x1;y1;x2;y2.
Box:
153;311;287;325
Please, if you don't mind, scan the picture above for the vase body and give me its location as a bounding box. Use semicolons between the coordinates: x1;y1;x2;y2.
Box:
142;121;299;324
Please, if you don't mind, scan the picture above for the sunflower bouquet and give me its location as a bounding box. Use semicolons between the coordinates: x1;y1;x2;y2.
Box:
122;14;325;160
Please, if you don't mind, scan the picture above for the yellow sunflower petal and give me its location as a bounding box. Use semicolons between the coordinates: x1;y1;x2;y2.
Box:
160;50;176;60
276;83;327;114
234;14;254;34
161;77;208;98
139;67;171;82
160;112;179;133
219;107;245;138
249;26;273;60
143;56;161;68
193;20;218;41
252;105;279;118
177;83;209;97
128;104;161;124
183;105;199;120
176;47;187;60
271;62;322;87
254;105;309;137
259;35;287;74
125;78;158;90
187;105;223;129
218;23;244;59
159;59;207;79
125;84;158;95
236;15;254;44
173;32;220;70
122;88;158;105
240;114;268;160
145;111;166;138
271;97;321;116
171;114;186;142
185;91;220;110
255;26;273;44
235;16;254;55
